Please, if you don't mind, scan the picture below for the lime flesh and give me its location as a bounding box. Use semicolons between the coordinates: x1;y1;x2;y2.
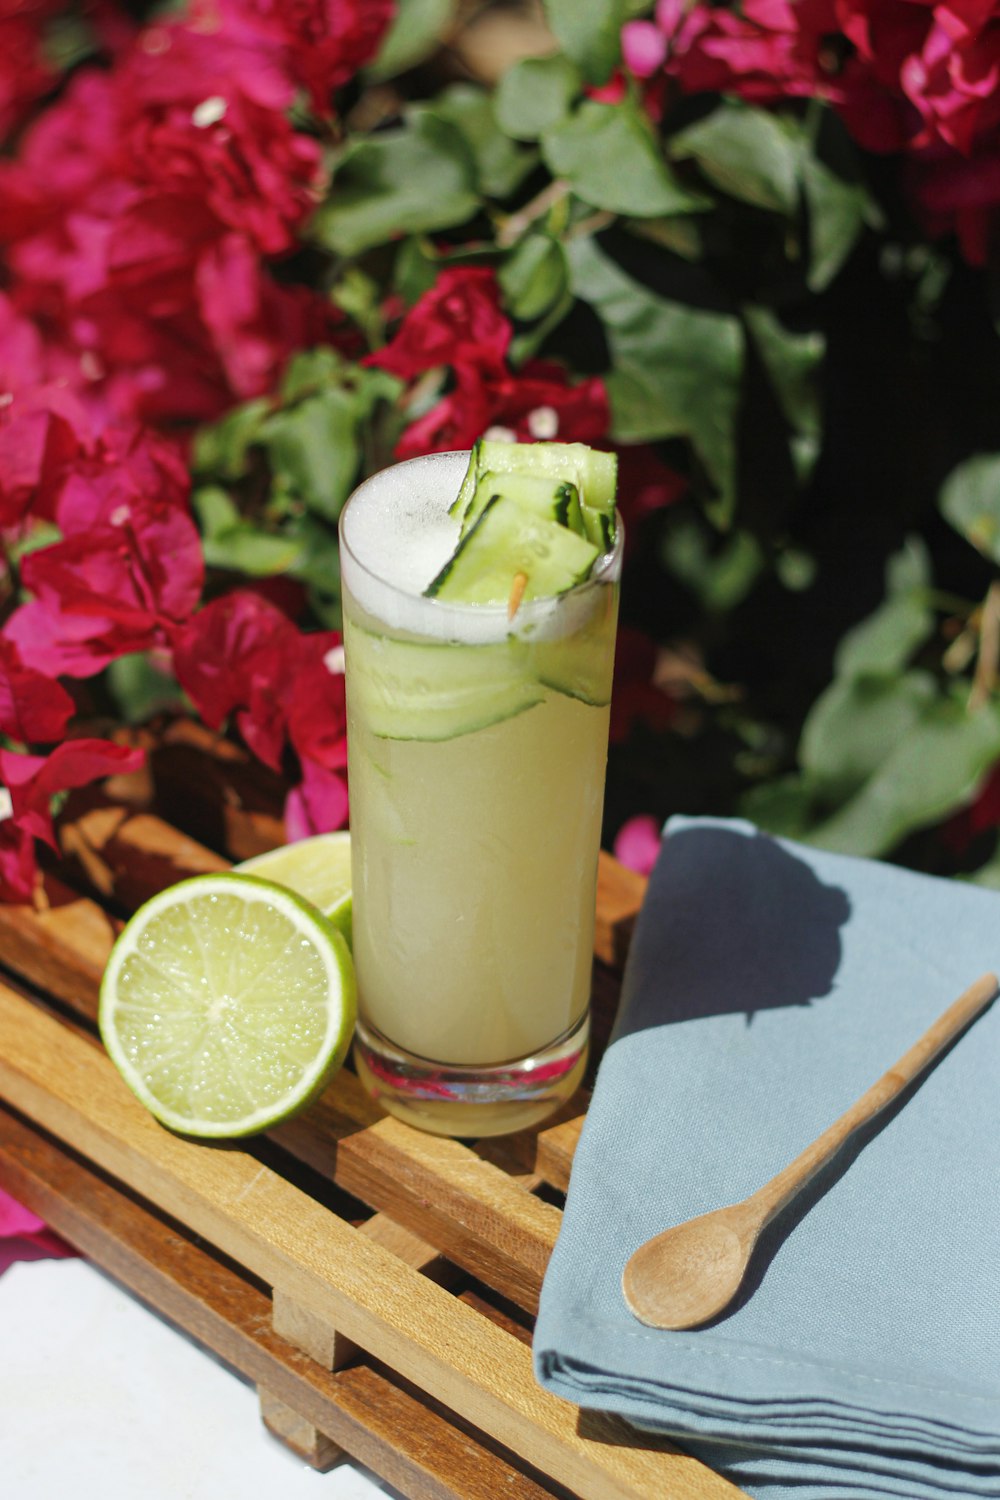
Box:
99;872;356;1138
238;831;353;948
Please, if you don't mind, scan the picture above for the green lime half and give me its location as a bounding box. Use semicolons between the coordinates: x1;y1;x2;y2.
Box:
99;872;356;1138
237;831;353;949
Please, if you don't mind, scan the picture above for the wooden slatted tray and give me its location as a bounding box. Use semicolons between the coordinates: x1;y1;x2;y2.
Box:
0;721;746;1500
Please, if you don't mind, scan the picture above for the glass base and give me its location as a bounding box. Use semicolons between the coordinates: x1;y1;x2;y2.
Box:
353;1011;589;1138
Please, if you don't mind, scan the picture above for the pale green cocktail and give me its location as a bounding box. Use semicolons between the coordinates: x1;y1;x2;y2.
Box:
340;449;621;1136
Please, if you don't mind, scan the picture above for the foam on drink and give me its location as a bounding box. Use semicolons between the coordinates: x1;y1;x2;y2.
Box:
339;450;620;645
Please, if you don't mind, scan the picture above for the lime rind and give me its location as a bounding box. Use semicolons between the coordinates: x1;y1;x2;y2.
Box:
99;872;356;1139
237;831;353;949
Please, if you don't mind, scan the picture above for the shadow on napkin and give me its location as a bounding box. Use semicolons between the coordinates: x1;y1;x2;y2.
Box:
614;825;851;1037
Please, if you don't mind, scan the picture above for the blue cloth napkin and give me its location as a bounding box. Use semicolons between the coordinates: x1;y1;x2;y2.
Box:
533;817;1000;1500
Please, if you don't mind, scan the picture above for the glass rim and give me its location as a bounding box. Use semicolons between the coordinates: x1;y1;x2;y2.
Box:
338;449;623;642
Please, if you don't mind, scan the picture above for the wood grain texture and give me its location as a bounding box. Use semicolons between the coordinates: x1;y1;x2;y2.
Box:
0;984;743;1500
0;1105;554;1500
594;854;647;968
276;1082;563;1313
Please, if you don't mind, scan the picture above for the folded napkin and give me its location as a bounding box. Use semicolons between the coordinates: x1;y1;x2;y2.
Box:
534;817;1000;1500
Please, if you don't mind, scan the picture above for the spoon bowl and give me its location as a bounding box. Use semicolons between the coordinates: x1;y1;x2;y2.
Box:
623;972;998;1331
623;1208;749;1329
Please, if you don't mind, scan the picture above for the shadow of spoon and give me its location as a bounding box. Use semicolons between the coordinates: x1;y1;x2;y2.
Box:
622;971;998;1331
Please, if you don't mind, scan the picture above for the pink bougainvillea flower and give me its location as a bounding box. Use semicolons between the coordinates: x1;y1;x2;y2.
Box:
0;739;145;850
0;813;39;903
208;0;396;120
116;31;323;256
195;233;341;402
284;755;349;841
0;3;351;428
0;639;74;745
396;360;610;460
0;383;95;529
172;592;349;785
0;1184;75;1260
6;492;204;676
51;421;189;533
170;590;299;771
366;267;512;381
614;443;687;544
613;814;663;877
0;0;60;140
285;632;348;773
622;19;669;78
909;135;1000;262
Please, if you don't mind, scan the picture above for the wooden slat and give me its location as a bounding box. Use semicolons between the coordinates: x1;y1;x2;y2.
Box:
0;1105;553;1500
533;1116;586;1196
0;874;563;1314
0;983;742;1500
0;873;112;1013
594;853;647;967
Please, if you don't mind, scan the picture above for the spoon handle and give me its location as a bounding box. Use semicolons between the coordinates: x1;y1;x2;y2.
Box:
748;971;998;1229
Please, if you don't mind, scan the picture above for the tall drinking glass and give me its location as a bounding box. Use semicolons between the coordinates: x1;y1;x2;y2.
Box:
339;451;622;1136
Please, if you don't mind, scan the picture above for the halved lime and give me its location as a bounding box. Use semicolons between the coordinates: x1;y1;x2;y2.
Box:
237;831;353;949
99;872;356;1138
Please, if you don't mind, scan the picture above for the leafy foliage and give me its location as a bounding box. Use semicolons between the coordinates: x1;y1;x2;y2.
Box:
3;0;1000;895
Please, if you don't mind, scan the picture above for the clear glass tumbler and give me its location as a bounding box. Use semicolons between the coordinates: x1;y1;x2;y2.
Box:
339;451;621;1136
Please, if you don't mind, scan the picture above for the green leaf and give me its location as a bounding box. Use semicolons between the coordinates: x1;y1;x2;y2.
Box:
433;84;535;199
803;691;1000;858
743;305;823;479
106;653;185;726
834;538;934;676
627;215;704;262
192;398;272;480
495;54;581;141
202;525;305;577
290;515;343;627
800;152;871;292
568;236;743;523
543;100;708;218
661;517;763;612
192;485;240;537
279;347;344;401
260;388;362;521
499;233;569;321
367;0;456;79
671;103;800;215
799;670;937;803
965;839;1000;888
939;454;1000;564
740;776;815;841
313;109;479;257
542;0;625;84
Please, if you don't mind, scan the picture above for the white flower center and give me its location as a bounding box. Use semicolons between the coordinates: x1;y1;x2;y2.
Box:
483;425;517;443
193;96;227;129
527;405;559;439
323;645;346;676
0;788;12;823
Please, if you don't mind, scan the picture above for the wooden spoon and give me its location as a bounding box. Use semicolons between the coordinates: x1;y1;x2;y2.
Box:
622;971;998;1331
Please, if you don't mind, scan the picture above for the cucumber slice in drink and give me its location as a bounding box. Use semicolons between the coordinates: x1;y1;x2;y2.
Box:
449;442;481;519
461;469;585;538
450;440;618;543
427;494;599;606
346;624;543;740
